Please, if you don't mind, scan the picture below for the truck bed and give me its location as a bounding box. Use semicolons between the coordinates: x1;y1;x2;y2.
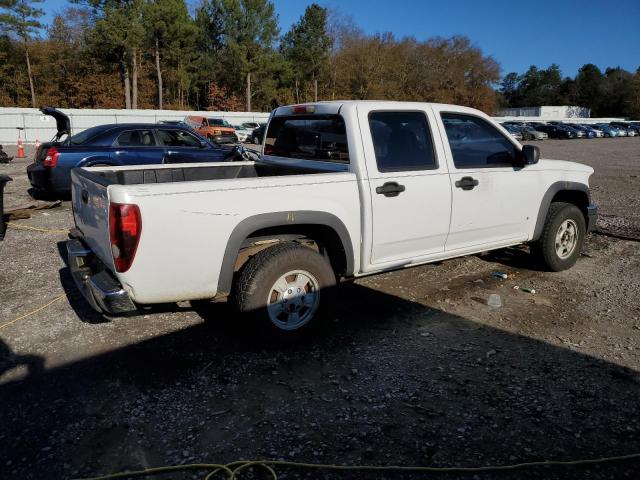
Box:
85;161;332;186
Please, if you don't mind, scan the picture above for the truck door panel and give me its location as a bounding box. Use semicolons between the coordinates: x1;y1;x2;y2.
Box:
358;106;452;266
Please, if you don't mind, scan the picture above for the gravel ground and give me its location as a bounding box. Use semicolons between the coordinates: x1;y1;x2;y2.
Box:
1;139;640;480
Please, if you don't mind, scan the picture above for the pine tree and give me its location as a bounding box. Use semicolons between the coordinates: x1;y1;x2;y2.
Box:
0;0;44;107
143;0;196;109
281;3;332;102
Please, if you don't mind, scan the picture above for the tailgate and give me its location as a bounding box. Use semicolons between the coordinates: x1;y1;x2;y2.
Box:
71;168;114;270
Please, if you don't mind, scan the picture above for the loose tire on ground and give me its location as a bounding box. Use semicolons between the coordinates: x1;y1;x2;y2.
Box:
531;202;586;271
233;242;336;339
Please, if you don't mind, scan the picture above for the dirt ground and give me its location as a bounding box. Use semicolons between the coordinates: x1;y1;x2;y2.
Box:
1;139;640;480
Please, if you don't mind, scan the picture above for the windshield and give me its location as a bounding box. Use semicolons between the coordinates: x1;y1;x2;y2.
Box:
68;125;108;145
208;118;231;127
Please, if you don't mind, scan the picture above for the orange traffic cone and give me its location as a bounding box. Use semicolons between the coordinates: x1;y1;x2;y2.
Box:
17;138;25;159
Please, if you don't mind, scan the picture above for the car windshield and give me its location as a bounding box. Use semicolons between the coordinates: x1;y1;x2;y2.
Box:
208;118;230;127
68;125;109;145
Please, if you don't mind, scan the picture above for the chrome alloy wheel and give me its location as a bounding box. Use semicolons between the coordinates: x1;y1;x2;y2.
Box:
555;219;579;259
266;270;320;330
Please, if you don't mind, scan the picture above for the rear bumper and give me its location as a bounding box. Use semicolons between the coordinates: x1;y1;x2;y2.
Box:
66;238;137;314
27;163;70;194
587;204;598;232
26;163;50;190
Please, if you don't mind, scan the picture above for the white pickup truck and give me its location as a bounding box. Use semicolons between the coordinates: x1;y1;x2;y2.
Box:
68;101;597;337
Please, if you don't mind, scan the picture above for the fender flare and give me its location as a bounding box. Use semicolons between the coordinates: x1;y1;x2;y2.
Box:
532;181;590;241
217;211;355;294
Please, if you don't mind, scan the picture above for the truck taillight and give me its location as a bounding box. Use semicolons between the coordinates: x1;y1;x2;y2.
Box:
43;147;59;167
109;203;141;273
293;105;315;114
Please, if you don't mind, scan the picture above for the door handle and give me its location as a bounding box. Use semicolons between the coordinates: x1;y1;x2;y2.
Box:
455;176;479;191
376;181;405;197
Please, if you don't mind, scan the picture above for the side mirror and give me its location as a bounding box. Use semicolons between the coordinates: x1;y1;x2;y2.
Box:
199;139;208;148
520;144;540;166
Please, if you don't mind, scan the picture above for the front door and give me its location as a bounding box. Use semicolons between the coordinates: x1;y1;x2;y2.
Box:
358;106;452;266
435;110;532;252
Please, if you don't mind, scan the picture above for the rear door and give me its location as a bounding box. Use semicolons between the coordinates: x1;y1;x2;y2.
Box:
357;105;452;265
112;129;163;165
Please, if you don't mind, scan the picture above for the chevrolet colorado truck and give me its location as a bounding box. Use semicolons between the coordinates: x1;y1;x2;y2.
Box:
67;101;597;337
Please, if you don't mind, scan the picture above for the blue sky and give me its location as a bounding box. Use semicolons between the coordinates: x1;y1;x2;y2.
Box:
43;0;640;78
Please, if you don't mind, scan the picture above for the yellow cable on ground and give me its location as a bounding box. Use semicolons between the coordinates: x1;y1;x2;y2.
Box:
0;293;66;331
5;221;68;234
76;452;640;480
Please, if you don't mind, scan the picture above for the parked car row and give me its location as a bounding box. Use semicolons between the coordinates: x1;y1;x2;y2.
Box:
500;120;640;140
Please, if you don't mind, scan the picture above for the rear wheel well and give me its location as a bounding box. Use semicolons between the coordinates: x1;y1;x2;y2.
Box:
235;224;348;278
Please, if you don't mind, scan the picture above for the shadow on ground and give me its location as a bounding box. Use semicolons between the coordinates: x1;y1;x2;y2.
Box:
1;283;639;480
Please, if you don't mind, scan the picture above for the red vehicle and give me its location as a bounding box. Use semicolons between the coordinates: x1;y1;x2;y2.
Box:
185;115;237;144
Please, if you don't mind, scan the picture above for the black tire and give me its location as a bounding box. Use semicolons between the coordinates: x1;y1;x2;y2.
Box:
234;242;336;339
252;136;260;145
531;202;586;271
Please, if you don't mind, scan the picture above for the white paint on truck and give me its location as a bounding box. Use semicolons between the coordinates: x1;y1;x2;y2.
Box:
69;101;596;329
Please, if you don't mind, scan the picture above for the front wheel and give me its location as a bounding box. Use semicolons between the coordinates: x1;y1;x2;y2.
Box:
531;202;586;271
234;242;336;339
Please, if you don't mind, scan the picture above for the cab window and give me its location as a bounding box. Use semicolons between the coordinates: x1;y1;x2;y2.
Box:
368;111;437;172
116;130;156;146
441;113;518;168
157;129;202;147
264;114;349;163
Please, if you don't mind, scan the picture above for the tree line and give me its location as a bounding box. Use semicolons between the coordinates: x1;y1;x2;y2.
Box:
1;0;638;118
0;0;501;112
500;64;640;118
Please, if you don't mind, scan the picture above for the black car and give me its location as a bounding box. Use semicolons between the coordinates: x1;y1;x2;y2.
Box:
533;124;576;139
249;123;267;144
27;107;235;196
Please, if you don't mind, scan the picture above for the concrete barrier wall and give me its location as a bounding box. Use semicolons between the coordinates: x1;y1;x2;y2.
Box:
0;107;629;145
0;108;271;144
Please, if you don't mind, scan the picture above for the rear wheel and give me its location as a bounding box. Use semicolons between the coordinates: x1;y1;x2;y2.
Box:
234;242;336;339
531;202;586;271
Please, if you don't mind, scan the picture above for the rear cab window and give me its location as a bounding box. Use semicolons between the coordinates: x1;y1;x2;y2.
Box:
264;115;349;165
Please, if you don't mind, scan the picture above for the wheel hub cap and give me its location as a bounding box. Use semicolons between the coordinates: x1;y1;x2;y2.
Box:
266;270;320;330
555;219;578;259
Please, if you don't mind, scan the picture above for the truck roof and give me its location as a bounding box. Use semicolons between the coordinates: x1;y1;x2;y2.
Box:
272;100;485;117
